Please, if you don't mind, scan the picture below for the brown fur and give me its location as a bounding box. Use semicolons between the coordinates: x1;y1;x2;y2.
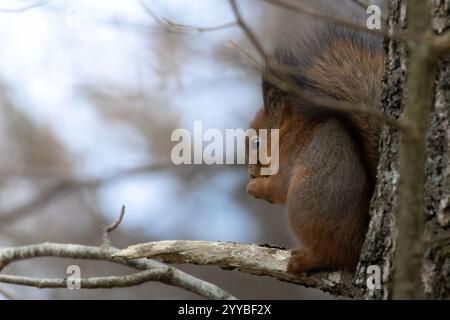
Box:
246;27;383;273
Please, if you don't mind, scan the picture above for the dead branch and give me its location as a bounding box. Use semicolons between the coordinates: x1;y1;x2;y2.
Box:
0;242;236;300
113;240;362;298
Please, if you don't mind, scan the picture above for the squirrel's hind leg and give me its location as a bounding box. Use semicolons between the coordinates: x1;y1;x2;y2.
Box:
287;247;328;274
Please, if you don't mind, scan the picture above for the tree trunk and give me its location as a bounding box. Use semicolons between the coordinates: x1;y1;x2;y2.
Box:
423;0;450;299
355;0;449;300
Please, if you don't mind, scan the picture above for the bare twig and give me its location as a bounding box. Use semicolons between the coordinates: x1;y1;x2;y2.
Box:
114;240;362;298
140;0;236;34
229;0;267;61
102;205;126;247
0;268;171;289
0;243;236;300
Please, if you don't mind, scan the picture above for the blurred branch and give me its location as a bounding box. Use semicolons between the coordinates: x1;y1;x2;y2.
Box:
0;163;170;225
430;30;450;58
0;286;16;300
229;0;267;61
0;0;48;13
0;180;72;225
260;0;395;40
114;240;362;298
140;0;236;33
0;163;235;227
393;0;442;300
295;89;404;131
228;0;403;131
0;163;171;182
351;0;370;9
0;242;236;300
134;0;403;131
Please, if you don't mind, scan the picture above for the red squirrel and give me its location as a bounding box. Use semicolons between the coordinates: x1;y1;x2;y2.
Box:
246;24;384;273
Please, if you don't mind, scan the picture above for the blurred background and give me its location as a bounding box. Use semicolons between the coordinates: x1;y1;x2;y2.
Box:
0;0;376;299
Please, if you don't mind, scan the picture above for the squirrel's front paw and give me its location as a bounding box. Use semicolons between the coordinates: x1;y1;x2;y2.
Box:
246;178;267;199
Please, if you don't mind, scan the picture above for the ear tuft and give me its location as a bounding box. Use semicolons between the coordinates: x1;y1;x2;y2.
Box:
262;78;294;127
262;79;283;116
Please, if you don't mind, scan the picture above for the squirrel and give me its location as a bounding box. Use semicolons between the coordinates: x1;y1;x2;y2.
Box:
246;23;384;273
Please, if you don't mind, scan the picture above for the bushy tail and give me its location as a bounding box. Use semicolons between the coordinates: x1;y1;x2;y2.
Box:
264;23;384;183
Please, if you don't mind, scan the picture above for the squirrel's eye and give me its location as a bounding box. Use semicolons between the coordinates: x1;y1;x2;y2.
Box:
251;137;259;149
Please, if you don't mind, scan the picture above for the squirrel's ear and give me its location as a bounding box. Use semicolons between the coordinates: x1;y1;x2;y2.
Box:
262;80;283;116
262;79;292;123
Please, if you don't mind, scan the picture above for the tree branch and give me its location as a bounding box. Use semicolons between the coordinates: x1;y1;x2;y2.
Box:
0;243;236;300
0;268;172;289
113;240;362;298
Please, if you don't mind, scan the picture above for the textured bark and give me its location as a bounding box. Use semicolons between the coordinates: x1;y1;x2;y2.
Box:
355;0;449;299
423;0;450;299
114;240;362;298
355;0;405;300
